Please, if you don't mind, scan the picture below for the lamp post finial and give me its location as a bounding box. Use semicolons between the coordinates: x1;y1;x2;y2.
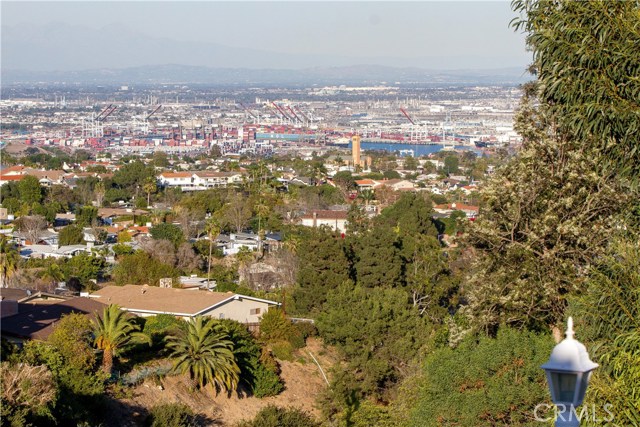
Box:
566;317;575;339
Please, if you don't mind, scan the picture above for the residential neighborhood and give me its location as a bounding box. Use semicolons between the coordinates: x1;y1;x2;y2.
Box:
3;0;634;424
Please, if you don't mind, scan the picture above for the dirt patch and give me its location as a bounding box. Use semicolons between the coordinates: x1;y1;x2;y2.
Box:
109;338;340;426
2;142;49;156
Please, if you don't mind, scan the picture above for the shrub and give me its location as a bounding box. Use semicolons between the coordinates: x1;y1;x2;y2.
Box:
270;341;294;361
112;243;134;257
287;331;305;350
1;362;56;422
113;251;180;286
58;224;84;245
143;314;186;336
252;364;284;398
147;403;196;427
217;320;283;398
236;405;320;427
117;231;132;243
258;348;280;375
293;322;318;341
260;308;303;350
409;327;553;427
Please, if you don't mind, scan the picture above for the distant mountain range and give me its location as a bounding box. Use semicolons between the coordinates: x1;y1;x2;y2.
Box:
2;22;530;85
2;64;530;86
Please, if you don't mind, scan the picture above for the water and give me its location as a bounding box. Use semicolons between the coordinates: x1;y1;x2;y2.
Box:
349;141;482;157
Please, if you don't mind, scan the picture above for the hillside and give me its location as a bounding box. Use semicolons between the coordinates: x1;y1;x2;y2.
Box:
106;338;338;427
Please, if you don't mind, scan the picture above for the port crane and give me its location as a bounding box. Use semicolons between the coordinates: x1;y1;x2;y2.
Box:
146;105;162;121
272;102;293;125
82;104;117;138
129;105;162;136
286;106;303;126
239;102;259;123
400;107;415;125
400;107;428;142
94;104;113;122
96;105;117;122
295;107;310;123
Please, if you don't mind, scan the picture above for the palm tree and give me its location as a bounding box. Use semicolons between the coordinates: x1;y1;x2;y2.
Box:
358;189;375;206
165;316;239;392
0;237;20;288
41;263;64;291
143;177;157;207
204;218;221;290
92;304;151;374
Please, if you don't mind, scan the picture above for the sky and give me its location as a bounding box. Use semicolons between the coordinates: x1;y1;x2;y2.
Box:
1;1;530;70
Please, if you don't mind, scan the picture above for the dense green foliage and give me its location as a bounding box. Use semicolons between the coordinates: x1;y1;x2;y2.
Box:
57;224;84;245
354;225;404;288
236;405;320;427
150;223;185;247
146;403;197;427
293;227;350;314
569;240;640;424
15;314;108;425
17;175;43;205
75;205;98;227
512;0;640;175
465;0;640;333
259;308;305;361
113;251;180;286
410;327;554;427
318;283;431;400
218;319;283;398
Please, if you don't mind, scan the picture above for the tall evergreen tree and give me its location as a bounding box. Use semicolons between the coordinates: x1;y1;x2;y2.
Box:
355;226;404;289
293;227;350;314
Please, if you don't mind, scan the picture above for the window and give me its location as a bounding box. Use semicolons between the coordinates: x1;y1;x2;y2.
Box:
250;308;261;315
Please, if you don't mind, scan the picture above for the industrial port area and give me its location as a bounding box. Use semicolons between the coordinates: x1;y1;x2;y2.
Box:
1;83;522;158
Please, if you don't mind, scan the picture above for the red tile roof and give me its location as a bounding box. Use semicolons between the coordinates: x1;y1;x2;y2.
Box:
0;174;25;181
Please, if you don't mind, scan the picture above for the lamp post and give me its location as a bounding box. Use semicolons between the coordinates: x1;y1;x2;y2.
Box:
541;317;599;427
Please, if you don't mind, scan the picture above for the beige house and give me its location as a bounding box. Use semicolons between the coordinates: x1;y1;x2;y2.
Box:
89;285;279;324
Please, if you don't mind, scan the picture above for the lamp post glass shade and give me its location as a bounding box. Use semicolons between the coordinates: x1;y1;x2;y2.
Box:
554;372;577;402
541;317;598;420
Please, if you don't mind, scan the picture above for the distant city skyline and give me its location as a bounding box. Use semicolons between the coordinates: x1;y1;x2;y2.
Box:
2;1;531;71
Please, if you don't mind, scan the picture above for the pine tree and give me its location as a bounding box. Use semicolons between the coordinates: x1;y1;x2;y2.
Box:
355;226;404;289
293;227;350;314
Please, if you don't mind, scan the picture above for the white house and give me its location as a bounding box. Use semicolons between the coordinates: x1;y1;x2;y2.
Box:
220;232;261;255
157;172;193;188
157;171;244;191
20;244;94;259
300;210;349;234
192;171;243;188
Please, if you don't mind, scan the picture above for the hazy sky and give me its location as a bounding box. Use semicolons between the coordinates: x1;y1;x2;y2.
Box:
2;1;530;69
